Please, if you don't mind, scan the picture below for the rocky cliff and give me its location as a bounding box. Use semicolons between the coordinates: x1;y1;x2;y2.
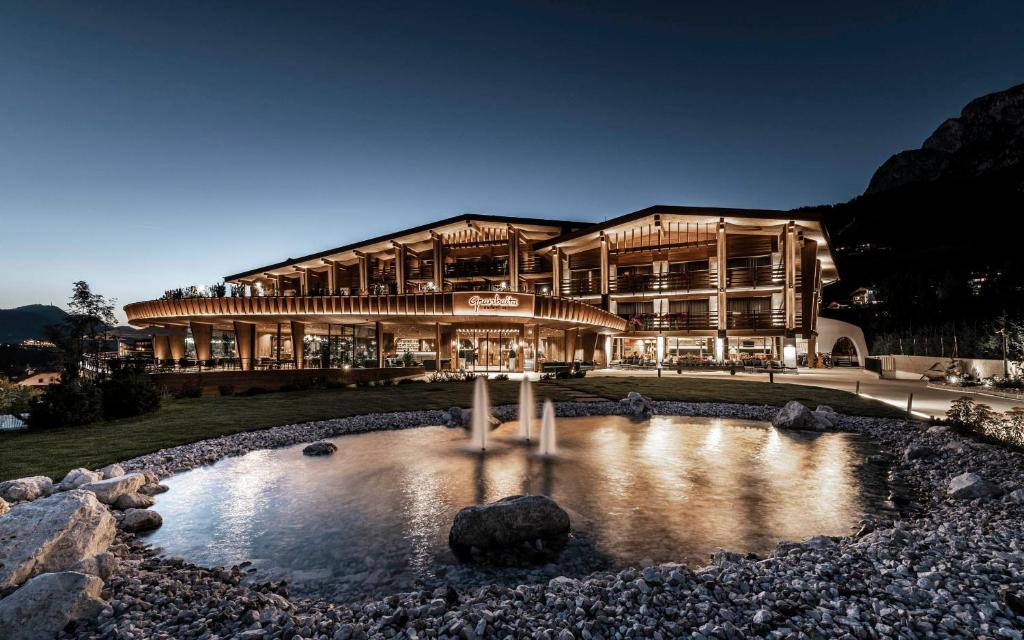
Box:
866;83;1024;195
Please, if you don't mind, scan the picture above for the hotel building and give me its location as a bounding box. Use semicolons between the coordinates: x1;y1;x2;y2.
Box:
125;205;841;374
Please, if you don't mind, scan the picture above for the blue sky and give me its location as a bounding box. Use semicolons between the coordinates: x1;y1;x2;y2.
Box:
1;1;1022;321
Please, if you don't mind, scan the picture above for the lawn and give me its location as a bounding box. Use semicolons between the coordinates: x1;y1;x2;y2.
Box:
0;376;901;481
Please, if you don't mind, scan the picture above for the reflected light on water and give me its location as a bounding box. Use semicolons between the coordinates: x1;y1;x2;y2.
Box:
146;416;885;602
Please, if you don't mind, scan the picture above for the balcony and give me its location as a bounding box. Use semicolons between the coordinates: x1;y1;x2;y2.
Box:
561;278;601;296
725;309;785;331
443;261;509;279
620;312;717;332
405;263;434;280
726;264;784;288
518;255;550;275
610;271;712;294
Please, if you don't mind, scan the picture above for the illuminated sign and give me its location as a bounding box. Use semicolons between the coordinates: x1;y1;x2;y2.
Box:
453;292;534;317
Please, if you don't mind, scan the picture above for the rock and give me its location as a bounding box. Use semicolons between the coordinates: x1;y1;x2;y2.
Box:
138;482;169;496
113;493;155;510
948;472;1002;499
302;441;338;456
0;571;106;640
120;508;163;533
80;473;146;505
903;443;936;461
0;476;54;502
444;406;468;428
619;392;655;419
449;495;570;563
927;425;951;436
812;408;839;428
99;463;125;479
0;497;8;517
772;401;831;431
70;551;119;581
0;490;116;590
58;468;103;491
1006;488;1024;504
815;405;836;414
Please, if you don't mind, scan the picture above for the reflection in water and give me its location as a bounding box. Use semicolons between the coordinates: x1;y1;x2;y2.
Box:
145;416;884;602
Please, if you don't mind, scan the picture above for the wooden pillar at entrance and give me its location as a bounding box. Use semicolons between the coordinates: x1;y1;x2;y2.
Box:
290;321;306;369
189;322;213;362
153;334;170;361
323;259;336;293
532;326;541;372
807;332;818;369
563;328;579;364
168;332;186;361
435;323;443;371
375;321;385;367
431;232;444;291
233;321;256;370
357;252;369;292
392;242;407;294
599;232;610;295
716;218;727;331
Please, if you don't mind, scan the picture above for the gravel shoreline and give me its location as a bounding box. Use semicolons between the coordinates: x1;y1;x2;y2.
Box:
58;401;1024;639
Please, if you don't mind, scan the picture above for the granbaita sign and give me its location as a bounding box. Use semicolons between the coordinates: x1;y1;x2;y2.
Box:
453;292;535;317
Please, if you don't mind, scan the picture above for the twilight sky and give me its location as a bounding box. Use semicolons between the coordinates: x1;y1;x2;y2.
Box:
2;1;1022;321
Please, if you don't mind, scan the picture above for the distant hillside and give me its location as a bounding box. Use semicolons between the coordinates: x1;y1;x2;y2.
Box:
799;82;1024;357
0;305;67;343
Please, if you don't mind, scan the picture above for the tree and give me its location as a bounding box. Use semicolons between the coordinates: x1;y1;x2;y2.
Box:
45;281;118;380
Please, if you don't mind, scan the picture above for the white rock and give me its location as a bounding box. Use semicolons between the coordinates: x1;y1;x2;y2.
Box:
0;571;106;640
0;476;54;502
59;468;103;491
1006;488;1024;504
80;473;146;505
948;472;1002;500
139;482;169;496
120;508;162;532
99;463;125;479
927;425;951;436
0;497;8;517
0;490;116;590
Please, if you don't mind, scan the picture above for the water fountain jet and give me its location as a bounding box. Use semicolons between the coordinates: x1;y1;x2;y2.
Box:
539;399;557;456
518;378;535;441
470;376;490;451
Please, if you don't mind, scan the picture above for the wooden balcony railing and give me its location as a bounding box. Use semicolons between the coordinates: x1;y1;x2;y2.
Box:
725;309;786;330
610;271;713;294
620;312;718;331
443;261;509;278
726;264;784;288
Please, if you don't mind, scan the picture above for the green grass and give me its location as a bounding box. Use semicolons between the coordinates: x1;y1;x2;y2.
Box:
0;376;901;481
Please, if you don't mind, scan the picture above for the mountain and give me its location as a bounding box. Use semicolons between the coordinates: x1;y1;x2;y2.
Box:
0;305;67;343
866;83;1024;195
802;82;1024;357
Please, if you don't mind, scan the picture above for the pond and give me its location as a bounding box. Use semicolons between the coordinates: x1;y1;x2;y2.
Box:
143;415;888;602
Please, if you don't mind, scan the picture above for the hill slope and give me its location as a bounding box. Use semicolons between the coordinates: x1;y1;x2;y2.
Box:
0;305;67;343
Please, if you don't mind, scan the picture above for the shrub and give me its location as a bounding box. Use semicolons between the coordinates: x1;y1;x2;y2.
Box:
493;373;509;381
101;372;161;420
0;377;36;415
172;379;203;399
27;380;102;429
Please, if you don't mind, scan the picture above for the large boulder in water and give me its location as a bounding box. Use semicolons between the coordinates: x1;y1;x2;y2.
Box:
0;571;106;640
772;401;832;431
619;392;654;419
80;473;146;505
302;441;338;456
0;490;116;590
449;495;571;564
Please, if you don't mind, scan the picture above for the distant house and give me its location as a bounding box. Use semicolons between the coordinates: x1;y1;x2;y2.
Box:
15;370;61;388
850;287;878;306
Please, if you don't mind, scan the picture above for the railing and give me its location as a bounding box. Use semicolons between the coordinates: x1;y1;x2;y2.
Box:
610;271;713;294
405;264;433;280
443;261;509;278
620;312;717;331
518;255;550;274
725;309;786;330
560;278;601;296
726;264;783;288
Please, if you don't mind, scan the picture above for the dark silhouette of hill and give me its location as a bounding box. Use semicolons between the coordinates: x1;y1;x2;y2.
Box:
0;304;67;343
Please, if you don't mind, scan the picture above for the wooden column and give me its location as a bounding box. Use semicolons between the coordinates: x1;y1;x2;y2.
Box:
375;321;385;367
153;335;170;361
294;267;308;295
233;322;256;370
784;221;797;330
392;242;407;294
357;253;369;292
800;238;818;335
551;247;563;297
716;219;727;331
563;327;579;364
431;232;444;290
435;322;443;371
508;225;520;292
323;259;336;293
599;232;610;295
290;321;306;369
168;332;186;361
807;332;818;369
189;322;213;362
533;325;541;372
